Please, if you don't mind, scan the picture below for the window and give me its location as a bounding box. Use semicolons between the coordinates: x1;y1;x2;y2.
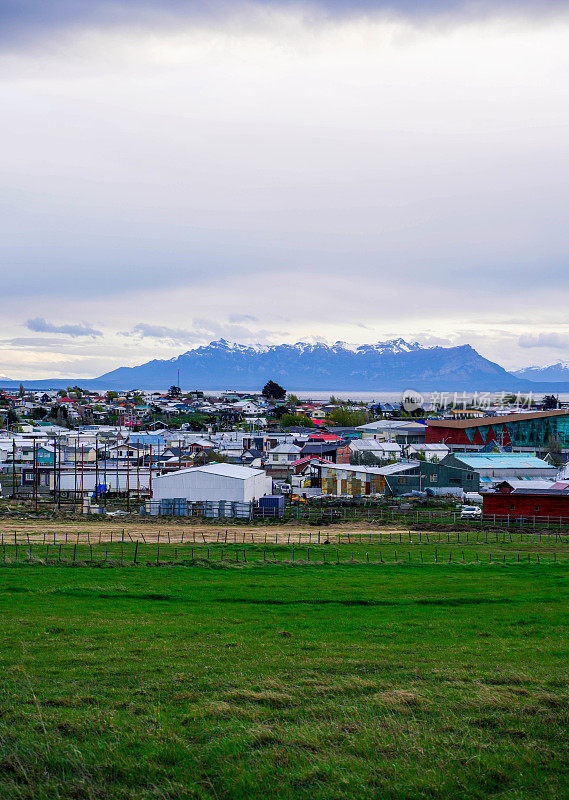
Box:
430;474;438;482
510;504;515;511
534;505;540;512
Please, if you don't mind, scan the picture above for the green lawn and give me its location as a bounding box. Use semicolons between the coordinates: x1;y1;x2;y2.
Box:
0;561;568;799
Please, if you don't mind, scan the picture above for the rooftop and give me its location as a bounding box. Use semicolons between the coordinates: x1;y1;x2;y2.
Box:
452;454;554;469
428;410;569;429
154;463;266;480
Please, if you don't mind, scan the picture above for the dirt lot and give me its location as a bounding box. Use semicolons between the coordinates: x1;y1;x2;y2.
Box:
1;519;394;545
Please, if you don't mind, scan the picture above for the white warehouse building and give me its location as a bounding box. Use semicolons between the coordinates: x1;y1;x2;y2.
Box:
151;463;272;503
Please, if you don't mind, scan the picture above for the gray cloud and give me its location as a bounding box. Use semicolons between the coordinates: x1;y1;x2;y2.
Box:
122;318;288;345
229;313;257;324
518;333;569;349
2;0;568;44
25;318;103;338
126;323;201;344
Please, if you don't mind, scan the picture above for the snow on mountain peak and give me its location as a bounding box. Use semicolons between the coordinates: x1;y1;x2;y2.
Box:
187;338;426;357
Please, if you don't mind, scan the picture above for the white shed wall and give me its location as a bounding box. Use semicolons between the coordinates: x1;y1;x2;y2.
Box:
152;469;271;502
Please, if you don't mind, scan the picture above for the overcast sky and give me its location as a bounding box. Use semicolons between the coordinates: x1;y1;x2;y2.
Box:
1;0;569;379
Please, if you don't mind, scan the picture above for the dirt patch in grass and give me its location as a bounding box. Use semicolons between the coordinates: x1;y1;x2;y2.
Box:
373;689;424;710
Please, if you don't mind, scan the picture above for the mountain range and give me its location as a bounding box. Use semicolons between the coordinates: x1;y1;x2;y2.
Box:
512;363;569;383
3;338;569;392
94;338;520;391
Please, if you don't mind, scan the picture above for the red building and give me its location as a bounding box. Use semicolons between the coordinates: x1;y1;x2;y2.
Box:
483;483;569;520
426;410;569;449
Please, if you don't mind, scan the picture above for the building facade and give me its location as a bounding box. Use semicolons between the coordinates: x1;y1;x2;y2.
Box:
425;410;569;450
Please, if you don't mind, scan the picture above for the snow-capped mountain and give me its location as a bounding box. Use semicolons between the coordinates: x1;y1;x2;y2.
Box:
513;363;569;382
92;338;521;390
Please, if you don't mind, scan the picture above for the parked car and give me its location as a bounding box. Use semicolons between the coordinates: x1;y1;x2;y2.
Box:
460;505;482;519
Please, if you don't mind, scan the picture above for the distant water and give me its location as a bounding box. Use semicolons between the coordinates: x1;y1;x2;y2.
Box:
201;389;569;404
197;389;403;402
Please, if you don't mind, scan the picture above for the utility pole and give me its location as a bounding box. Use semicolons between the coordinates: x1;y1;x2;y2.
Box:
95;434;99;494
126;443;130;513
11;438;16;499
33;439;37;511
53;434;57;507
81;444;84;499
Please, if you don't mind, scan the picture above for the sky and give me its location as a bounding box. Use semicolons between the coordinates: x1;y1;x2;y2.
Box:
1;0;569;379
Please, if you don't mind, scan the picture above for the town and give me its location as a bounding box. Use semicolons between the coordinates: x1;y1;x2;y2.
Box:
2;2;568;797
2;380;569;524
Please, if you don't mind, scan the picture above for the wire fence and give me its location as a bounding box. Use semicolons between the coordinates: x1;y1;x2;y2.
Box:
3;526;569;546
0;541;566;568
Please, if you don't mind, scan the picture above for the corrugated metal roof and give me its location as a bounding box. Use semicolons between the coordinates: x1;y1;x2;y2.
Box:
497;479;559;490
154;463;266;481
453;454;553;469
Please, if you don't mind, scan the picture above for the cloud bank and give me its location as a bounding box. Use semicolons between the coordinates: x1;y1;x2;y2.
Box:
0;1;568;377
25;318;103;338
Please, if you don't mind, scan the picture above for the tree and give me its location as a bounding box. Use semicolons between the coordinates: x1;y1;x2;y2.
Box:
287;393;300;405
193;450;229;466
169;385;182;398
546;435;564;467
329;407;369;427
30;407;48;420
262;380;286;401
106;391;119;402
49;405;69;427
349;451;383;466
280;413;314;428
7;409;18;426
19;383;25;398
543;394;559;410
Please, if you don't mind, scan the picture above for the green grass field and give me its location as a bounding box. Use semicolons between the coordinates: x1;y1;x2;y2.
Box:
1;557;568;799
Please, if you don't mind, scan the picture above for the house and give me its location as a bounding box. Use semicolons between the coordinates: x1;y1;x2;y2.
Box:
241;448;264;467
407;443;450;462
300;442;350;463
266;443;302;467
349;439;402;461
356;420;427;445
